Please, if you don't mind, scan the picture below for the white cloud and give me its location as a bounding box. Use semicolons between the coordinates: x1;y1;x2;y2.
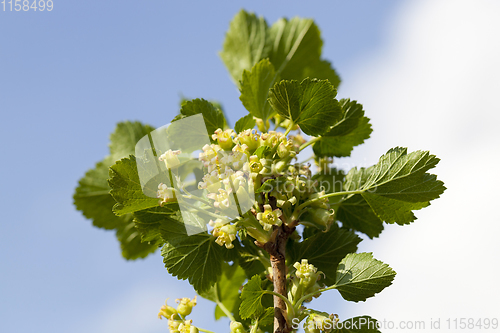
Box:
334;0;500;329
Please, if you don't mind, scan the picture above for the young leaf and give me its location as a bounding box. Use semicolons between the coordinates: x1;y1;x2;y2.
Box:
109;121;155;160
239;59;277;121
160;218;224;294
199;262;247;321
268;78;342;136
108;156;160;216
220;10;270;85
290;224;361;286
334;253;396;302
239;275;266;319
254;145;271;158
331;316;381;332
256;176;286;193
176;98;226;137
313;99;373;157
268;17;340;87
234;113;257;133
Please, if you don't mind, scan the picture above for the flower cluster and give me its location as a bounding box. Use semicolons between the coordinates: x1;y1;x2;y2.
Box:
158;297;199;333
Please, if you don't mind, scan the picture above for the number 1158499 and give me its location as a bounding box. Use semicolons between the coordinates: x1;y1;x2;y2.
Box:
2;0;53;11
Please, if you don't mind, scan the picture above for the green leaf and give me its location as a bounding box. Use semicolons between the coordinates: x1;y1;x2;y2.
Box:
177;98;226;137
257;307;275;327
74;121;160;260
312;168;345;205
234;113;257;134
199;262;247;321
220;10;270;85
256;176;285;193
268;78;342;136
290;224;361;285
74;157;123;230
237;239;267;279
335;195;384;239
75;121;156;229
239;59;276;121
109;121;155;161
334;253;396;302
331;316;381;332
345;148;445;225
160;217;224;293
313;99;373;157
254;145;270;158
239;275;266;319
132;204;180;244
220;11;341;90
115;215;159;260
108;156;160;216
268;17;340;87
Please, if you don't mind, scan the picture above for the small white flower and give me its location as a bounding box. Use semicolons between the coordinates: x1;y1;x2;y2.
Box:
157;183;175;205
158;149;181;169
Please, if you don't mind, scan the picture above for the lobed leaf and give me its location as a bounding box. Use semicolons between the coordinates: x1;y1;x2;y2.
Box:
160;218;224;294
74;121;161;260
334;253;396;302
220;10;270;85
199;262;247;321
239;275;266;319
239;59;277;121
108;156;160;216
313;99;372;158
268;78;342;136
234;113;257;134
176;98;226;137
336;148;445;237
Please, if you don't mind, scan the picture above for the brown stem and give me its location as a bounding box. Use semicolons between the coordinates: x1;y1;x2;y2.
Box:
259;223;295;333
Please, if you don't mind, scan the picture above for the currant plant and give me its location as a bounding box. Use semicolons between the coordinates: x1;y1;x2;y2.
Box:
74;10;445;333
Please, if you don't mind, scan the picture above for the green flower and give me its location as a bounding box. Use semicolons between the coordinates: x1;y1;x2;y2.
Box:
176;296;197;317
256;204;283;231
158;298;178;320
159;149;181;169
212;128;236;150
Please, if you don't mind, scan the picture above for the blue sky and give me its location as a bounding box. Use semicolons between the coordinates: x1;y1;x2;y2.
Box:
2;1;499;332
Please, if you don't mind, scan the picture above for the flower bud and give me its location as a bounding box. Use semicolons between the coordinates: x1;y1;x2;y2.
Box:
309;208;334;227
159;149;181;169
255;117;269;132
168;319;182;332
176;296;197;317
158;299;178;320
230;321;246;333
